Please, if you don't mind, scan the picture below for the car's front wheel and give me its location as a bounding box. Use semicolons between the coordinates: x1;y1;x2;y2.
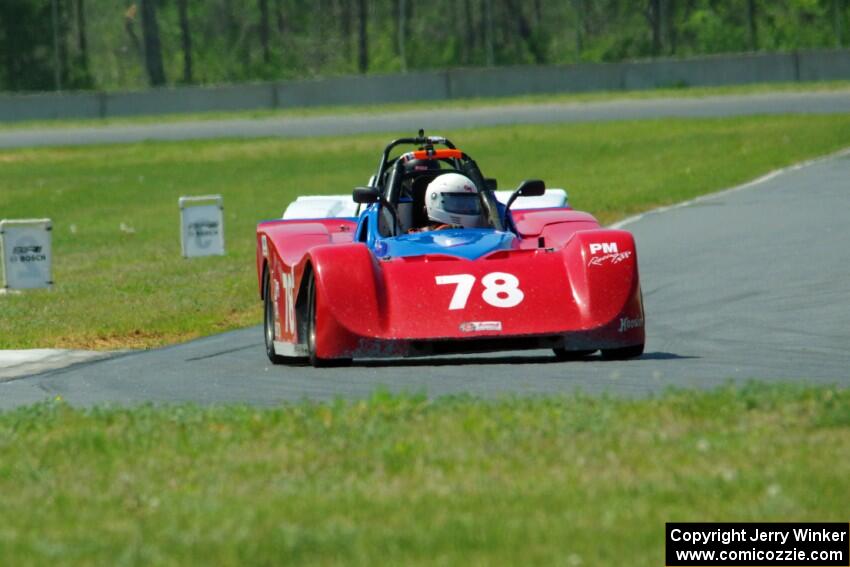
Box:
306;272;351;368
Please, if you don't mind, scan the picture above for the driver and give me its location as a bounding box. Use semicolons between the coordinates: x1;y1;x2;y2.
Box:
409;173;482;233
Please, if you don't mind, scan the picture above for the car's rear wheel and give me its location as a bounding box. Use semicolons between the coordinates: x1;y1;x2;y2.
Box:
306;272;351;368
553;348;595;361
600;343;644;360
264;269;288;365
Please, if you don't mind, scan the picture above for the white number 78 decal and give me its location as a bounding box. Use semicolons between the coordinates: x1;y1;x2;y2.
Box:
435;272;525;310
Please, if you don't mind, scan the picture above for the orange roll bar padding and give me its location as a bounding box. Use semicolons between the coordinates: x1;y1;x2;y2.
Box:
408;149;464;161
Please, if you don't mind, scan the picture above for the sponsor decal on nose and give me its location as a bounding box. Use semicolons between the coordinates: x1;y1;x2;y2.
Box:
589;242;619;254
588;250;632;267
459;321;502;332
618;317;643;333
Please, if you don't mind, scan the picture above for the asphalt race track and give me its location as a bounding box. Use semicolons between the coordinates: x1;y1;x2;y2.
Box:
2;91;850;149
2;150;848;409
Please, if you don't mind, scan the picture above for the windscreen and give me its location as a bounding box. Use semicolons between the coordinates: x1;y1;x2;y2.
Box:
440;192;481;215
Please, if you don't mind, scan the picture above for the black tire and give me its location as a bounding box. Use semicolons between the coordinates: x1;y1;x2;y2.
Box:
600;343;644;360
553;348;595;361
306;272;352;368
263;269;288;365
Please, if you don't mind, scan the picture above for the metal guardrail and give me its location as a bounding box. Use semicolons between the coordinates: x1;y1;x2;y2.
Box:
1;49;848;123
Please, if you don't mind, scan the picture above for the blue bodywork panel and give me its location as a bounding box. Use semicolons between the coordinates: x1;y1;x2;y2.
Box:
355;202;518;260
379;228;516;260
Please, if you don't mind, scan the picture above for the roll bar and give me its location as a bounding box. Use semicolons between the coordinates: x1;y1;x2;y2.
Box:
372;129;457;188
364;129;505;232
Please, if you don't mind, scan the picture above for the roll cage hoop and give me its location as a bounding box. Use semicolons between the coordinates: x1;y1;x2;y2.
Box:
369;129;505;232
373;130;457;186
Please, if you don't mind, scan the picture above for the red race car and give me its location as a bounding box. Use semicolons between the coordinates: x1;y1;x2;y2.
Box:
256;132;644;367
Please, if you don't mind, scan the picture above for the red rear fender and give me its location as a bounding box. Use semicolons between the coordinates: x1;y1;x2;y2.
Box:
512;208;601;250
256;218;356;297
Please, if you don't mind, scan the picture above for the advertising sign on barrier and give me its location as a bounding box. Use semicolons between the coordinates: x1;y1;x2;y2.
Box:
0;218;53;290
179;195;225;258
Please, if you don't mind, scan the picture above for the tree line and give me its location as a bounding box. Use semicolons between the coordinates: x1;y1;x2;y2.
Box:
1;0;847;93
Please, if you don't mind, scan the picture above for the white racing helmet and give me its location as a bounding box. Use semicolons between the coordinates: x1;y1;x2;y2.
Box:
424;173;482;228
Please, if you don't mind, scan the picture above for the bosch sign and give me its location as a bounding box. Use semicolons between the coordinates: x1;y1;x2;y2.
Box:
1;219;53;290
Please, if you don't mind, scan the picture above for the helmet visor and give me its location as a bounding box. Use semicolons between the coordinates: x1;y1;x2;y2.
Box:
440;193;480;215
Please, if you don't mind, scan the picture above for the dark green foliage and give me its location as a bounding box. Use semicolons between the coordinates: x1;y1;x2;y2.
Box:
1;1;849;91
0;0;55;91
0;0;94;91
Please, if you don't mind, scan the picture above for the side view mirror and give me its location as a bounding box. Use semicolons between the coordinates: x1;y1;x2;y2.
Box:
515;179;545;197
353;187;380;204
352;186;401;236
503;179;546;224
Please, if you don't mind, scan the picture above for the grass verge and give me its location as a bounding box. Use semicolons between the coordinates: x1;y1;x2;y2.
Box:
1;80;848;131
1;114;850;349
0;384;848;566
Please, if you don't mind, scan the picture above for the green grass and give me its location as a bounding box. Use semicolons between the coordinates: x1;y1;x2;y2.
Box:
1;80;848;131
0;384;847;566
1;114;850;349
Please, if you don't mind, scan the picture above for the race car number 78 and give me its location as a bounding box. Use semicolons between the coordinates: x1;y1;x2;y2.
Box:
435;272;525;309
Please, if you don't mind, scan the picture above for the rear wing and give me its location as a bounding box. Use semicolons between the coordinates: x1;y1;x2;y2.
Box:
282;189;568;220
282;196;359;220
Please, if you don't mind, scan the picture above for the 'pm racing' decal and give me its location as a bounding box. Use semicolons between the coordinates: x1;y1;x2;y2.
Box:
588;242;632;267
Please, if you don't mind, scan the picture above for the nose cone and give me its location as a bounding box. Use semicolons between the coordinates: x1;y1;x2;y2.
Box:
384;229;516;260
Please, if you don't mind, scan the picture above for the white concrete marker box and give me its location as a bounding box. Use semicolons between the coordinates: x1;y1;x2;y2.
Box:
179;195;225;258
0;218;53;290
